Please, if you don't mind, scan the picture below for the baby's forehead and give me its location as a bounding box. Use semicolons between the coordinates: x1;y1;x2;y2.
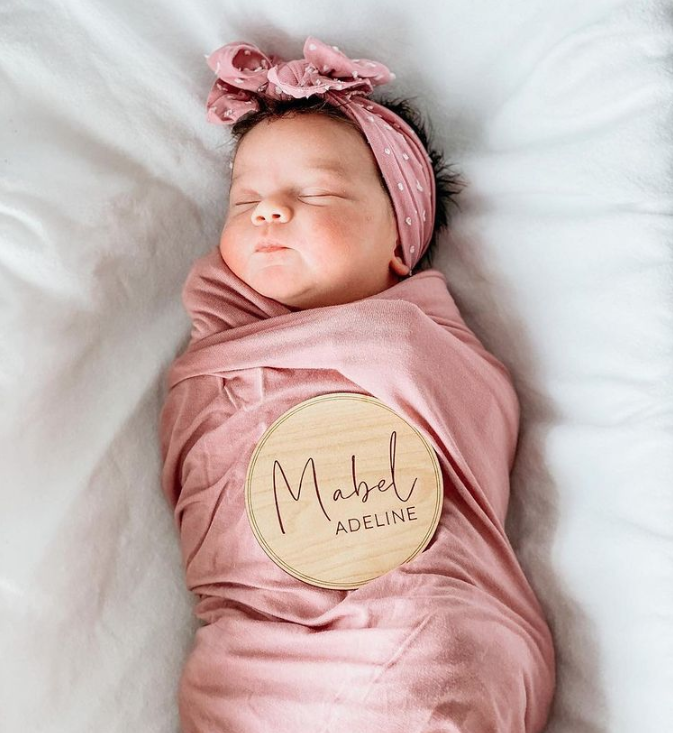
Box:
234;117;378;175
231;150;375;186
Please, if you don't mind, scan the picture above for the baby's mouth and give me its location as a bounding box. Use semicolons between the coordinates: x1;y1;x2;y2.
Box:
255;239;289;253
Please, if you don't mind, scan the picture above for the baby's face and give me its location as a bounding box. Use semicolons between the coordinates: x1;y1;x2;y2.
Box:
220;113;410;310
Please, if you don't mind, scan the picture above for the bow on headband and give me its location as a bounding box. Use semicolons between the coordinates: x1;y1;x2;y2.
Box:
204;36;435;274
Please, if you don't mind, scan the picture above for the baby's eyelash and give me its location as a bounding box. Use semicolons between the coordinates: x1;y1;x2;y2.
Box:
234;194;334;206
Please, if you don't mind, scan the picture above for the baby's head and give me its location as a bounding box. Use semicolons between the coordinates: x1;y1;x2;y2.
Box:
209;40;464;310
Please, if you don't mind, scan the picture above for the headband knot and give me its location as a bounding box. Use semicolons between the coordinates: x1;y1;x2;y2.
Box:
204;36;435;273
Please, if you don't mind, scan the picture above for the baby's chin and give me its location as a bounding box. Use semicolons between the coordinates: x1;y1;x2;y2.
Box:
239;258;393;310
245;262;313;309
246;267;352;310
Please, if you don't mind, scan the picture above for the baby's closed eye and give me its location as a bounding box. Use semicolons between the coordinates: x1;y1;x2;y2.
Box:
233;193;340;206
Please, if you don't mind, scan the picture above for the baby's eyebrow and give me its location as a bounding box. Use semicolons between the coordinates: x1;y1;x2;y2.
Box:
231;161;348;184
307;161;349;176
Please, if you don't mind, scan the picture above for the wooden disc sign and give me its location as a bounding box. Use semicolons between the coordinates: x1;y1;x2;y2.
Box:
245;393;443;590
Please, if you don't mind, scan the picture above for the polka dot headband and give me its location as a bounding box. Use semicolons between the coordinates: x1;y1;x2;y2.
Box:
204;36;436;275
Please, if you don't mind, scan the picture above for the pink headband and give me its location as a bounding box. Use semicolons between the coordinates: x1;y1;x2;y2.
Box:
204;36;436;274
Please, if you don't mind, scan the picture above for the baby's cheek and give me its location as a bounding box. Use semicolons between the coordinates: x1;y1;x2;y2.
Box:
312;209;358;247
218;228;240;271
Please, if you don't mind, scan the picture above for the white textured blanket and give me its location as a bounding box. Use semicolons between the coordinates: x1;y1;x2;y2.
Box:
1;1;671;731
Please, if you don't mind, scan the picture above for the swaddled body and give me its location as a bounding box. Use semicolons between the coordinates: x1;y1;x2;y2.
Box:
159;35;555;732
159;247;556;733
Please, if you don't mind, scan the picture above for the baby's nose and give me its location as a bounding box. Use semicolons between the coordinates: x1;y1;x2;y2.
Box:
252;199;291;224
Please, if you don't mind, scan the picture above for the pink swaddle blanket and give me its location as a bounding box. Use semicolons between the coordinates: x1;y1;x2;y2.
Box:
159;245;556;733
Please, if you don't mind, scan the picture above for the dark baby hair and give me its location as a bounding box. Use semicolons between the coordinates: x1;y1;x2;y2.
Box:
226;94;466;272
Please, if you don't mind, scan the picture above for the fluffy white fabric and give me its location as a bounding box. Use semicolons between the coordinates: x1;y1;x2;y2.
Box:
1;1;671;731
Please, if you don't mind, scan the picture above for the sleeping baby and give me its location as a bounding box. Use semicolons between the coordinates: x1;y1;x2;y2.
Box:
159;36;556;733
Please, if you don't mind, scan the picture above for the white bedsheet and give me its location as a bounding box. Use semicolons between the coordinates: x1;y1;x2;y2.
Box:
2;1;672;731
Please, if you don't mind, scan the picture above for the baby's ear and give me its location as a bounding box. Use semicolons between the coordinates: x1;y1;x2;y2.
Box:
390;250;410;277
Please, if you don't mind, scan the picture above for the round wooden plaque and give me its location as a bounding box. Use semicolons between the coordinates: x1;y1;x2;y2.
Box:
244;392;443;590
